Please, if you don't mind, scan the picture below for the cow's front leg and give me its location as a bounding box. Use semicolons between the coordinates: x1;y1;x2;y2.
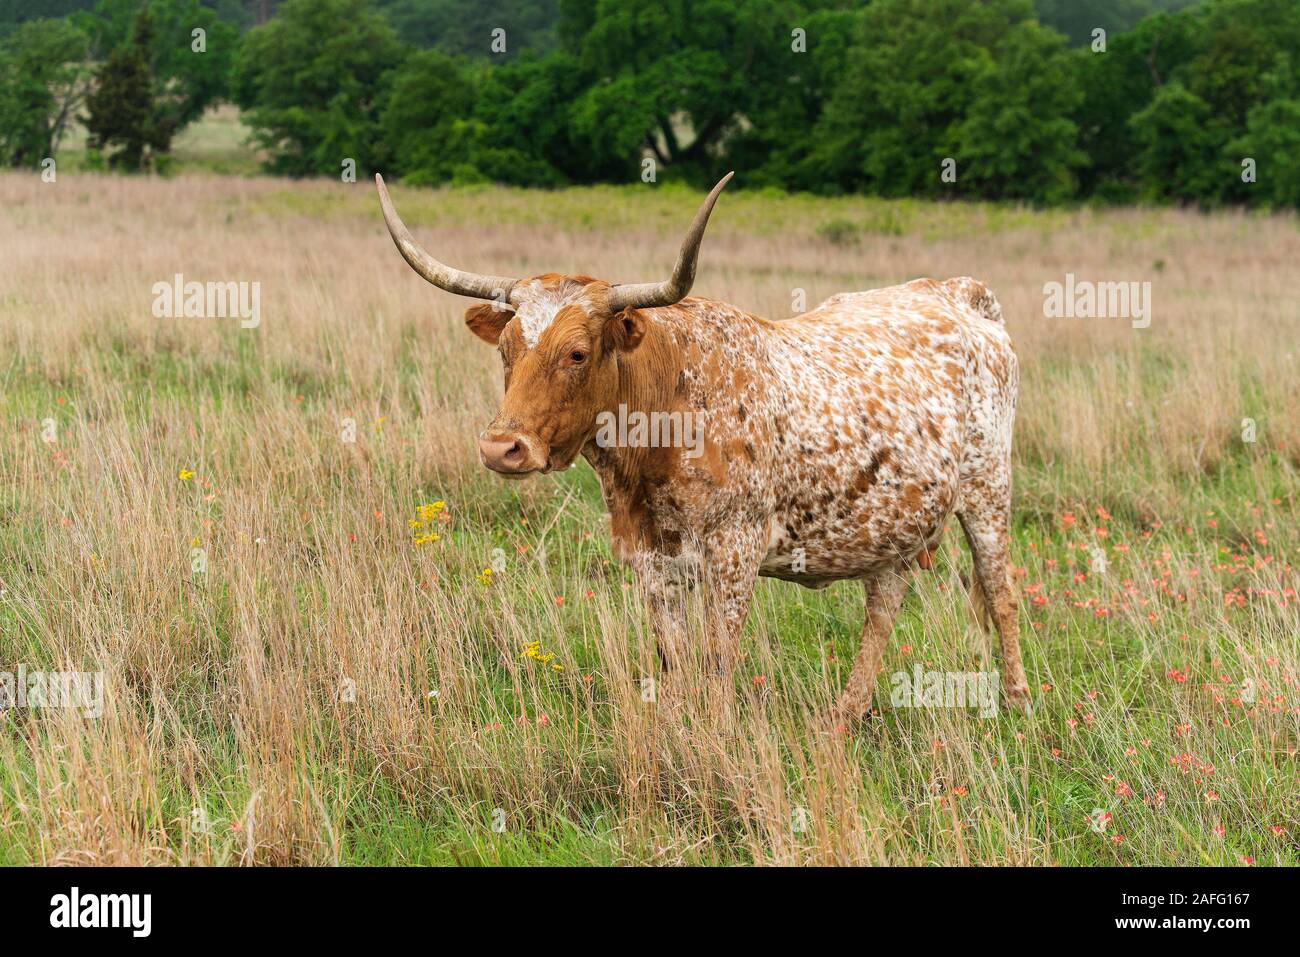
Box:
699;524;766;688
631;526;763;706
629;550;694;702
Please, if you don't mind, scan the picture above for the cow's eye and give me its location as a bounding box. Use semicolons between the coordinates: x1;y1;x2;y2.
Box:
569;350;587;364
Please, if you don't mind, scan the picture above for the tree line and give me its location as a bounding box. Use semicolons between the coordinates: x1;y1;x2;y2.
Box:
2;0;1298;208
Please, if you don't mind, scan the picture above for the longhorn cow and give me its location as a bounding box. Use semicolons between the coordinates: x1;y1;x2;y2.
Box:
376;173;1030;721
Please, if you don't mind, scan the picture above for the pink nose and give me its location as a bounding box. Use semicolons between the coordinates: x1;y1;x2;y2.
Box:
478;431;542;474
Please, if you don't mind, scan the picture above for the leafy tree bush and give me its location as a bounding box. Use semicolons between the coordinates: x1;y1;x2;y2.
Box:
726;6;859;192
1071;10;1203;201
75;0;1295;211
0;17;89;167
374;0;558;60
1075;0;1300;207
379;48;479;184
953;20;1085;203
83;5;173;170
66;0;240;172
1226;54;1300;208
802;0;1079;200
482;53;601;182
156;1;239;129
1034;0;1198;47
562;0;798;185
1128;81;1222;202
379;48;580;186
232;0;404;176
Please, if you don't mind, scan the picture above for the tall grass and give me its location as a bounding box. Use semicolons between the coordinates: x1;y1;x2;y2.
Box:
0;169;1295;865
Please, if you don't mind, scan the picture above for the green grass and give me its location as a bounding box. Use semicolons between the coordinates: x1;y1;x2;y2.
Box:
1;114;1296;863
54;103;264;177
2;347;1294;865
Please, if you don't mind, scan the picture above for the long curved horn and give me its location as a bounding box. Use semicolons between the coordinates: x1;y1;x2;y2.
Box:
607;171;733;314
375;174;521;302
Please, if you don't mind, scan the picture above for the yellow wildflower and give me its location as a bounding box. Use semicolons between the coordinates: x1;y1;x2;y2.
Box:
415;501;446;523
411;501;448;546
521;639;561;668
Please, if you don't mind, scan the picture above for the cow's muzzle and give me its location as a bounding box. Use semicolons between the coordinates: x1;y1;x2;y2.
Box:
477;429;547;477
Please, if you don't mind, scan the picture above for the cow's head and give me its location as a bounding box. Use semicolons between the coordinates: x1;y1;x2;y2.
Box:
376;172;731;478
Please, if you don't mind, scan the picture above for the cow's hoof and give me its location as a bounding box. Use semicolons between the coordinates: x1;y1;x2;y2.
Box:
824;718;852;737
821;705;874;735
1004;685;1032;715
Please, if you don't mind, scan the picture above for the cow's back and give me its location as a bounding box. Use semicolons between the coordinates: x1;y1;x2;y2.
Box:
737;281;958;580
643;279;1014;584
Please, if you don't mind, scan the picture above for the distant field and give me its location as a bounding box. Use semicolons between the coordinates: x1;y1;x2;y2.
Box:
1;113;1297;864
56;103;265;176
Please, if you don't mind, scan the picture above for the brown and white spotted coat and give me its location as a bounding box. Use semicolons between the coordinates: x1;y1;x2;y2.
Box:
467;274;1029;719
376;176;1029;720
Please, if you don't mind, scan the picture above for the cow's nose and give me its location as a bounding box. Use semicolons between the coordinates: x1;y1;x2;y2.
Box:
478;431;542;474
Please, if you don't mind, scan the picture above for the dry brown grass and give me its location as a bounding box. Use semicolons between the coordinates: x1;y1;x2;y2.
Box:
0;170;1296;865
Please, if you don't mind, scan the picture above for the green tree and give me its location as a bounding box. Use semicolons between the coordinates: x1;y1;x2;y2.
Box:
808;0;1075;200
232;0;404;176
83;5;174;170
728;5;861;191
1034;0;1197;47
954;21;1085;203
1185;0;1300;130
380;49;479;183
0;17;89;167
1227;54;1300;208
463;52;596;183
82;0;239;135
373;0;558;60
561;0;798;184
1232;98;1300;207
1079;0;1300;206
380;48;588;186
1128;80;1221;203
1195;0;1300;206
1071;9;1203;201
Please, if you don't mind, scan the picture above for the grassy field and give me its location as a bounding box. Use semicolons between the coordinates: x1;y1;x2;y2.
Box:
55;104;267;177
0;115;1297;864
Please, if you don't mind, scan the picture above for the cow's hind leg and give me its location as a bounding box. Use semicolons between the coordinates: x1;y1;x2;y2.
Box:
832;568;909;725
956;484;1031;711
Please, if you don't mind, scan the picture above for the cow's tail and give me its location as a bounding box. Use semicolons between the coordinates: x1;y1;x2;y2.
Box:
969;571;992;633
948;277;1004;325
967;562;1015;633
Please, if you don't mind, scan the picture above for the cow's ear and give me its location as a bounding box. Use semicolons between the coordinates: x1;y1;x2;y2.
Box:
464;303;514;344
605;309;645;353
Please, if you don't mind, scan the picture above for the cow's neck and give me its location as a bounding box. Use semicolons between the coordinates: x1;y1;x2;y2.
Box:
583;319;682;497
